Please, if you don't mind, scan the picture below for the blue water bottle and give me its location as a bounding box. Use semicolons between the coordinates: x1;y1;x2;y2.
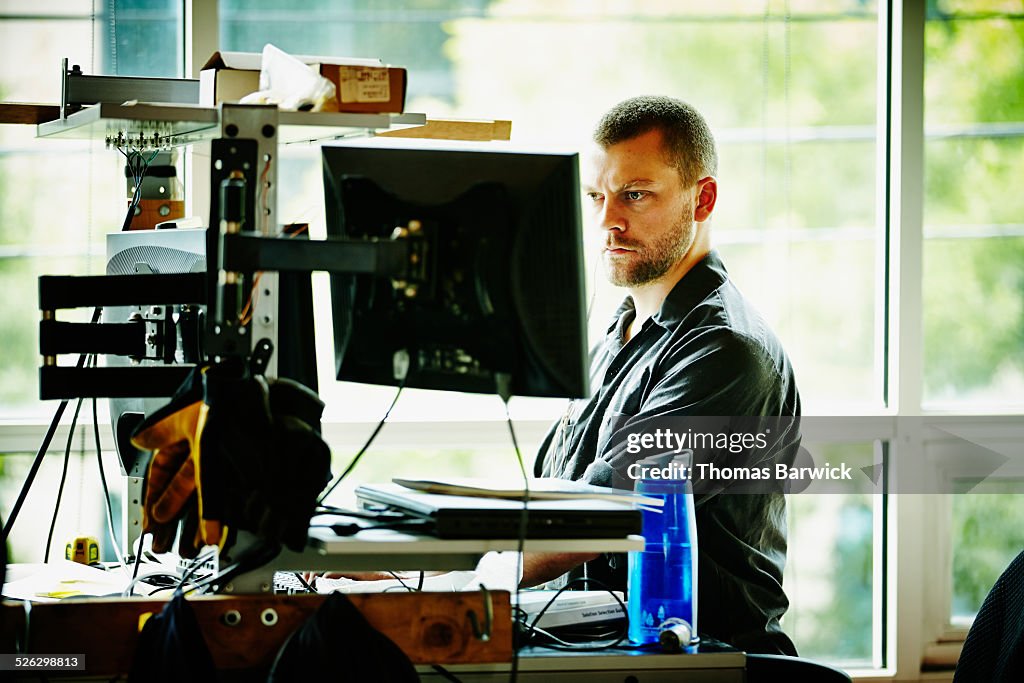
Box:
627;453;698;647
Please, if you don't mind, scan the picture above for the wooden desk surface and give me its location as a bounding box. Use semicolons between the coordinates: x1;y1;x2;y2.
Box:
0;591;511;678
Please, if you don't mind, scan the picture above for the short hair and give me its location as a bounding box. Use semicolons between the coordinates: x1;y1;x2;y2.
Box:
594;96;718;186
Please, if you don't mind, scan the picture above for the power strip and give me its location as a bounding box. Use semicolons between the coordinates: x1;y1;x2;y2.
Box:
517;590;626;628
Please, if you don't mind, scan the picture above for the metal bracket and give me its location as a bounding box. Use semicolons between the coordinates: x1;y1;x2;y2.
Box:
467;586;494;642
60;59;199;119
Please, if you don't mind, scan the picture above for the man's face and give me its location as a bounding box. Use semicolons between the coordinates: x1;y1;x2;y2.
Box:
583;129;697;288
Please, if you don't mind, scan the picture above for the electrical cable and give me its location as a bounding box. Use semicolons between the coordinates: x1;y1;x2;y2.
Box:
91;358;127;574
43;396;84;563
291;572;315;593
430;664;464;683
119;149;143;231
313;505;411;521
239;224;308;325
3;307;102;541
513;577;629;652
122;571;192;598
118;148;159;231
9;143;159;552
385;571;415;592
309;520;434;536
317;377;407;504
126;533;147;597
176;547;218;591
25;147;156;555
500;390;529;683
187;541;281;595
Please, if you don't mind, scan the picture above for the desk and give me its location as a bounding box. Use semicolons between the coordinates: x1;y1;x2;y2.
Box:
420;645;746;682
1;594;746;681
0;591;511;676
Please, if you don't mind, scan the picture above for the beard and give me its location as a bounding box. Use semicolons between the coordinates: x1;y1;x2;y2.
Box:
603;213;696;287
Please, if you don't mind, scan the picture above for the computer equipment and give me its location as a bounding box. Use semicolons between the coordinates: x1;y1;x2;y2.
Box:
355;483;641;540
517;590;626;629
322;143;589;399
102;227;317;560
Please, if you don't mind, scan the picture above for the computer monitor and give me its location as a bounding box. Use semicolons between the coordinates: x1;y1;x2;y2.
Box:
322;144;589;399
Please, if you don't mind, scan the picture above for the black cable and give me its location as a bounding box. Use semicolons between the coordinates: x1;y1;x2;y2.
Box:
501;392;529;683
44;396;85;563
91;359;121;563
313;506;411;521
3;308;102;541
118;149;159;231
126;533;146;597
309;520;434;536
385;571;415;592
514;576;629;652
317;378;406;504
119;149;142;231
430;664;464;683
291;572;315;593
188;541;281;595
177;548;217;591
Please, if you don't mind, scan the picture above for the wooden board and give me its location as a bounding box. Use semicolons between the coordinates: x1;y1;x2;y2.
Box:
377;118;512;141
0;103;61;125
0;590;511;677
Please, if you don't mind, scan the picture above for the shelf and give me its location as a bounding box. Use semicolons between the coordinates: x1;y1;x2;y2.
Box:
36;102;427;148
292;529;646;572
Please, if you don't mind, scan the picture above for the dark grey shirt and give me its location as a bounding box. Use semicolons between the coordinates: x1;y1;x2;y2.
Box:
535;250;800;655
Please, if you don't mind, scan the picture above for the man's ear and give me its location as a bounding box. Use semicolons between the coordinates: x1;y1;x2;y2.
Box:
693;177;717;222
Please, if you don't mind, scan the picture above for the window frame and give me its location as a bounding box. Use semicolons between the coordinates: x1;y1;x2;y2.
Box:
4;1;1024;679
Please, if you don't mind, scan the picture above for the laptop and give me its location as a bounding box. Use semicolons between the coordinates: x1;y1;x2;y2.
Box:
355;483;642;540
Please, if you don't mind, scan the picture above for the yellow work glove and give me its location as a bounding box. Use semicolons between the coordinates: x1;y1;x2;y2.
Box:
132;400;199;554
131;367;226;557
132;361;331;558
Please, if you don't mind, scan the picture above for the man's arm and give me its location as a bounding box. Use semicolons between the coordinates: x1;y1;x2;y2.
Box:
520;551;599;587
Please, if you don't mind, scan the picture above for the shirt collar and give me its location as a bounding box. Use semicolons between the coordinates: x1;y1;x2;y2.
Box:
653;249;729;328
605;250;729;336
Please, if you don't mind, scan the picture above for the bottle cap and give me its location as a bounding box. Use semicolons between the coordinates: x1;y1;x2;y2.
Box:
658;617;693;652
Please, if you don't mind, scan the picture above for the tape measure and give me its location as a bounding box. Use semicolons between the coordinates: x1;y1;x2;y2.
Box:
66;536;100;565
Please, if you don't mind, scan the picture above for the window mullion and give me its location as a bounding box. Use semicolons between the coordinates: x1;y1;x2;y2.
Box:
885;0;930;679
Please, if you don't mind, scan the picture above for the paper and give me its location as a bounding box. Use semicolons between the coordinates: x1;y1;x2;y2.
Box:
2;562;132;602
392;476;663;507
240;43;337;111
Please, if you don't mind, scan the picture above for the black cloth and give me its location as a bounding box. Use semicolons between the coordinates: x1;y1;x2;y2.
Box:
268;592;419;682
128;590;217;683
536;250;800;655
954;548;1024;682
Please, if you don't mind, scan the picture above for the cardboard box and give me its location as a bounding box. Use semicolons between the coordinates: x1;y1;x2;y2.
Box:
199;51;407;114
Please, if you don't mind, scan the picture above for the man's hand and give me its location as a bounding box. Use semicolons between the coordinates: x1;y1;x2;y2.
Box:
521;552;599;587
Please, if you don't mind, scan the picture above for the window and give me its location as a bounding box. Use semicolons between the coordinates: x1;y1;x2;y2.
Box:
220;0;883;419
951;488;1024;623
922;0;1024;632
0;1;183;561
923;2;1024;410
0;0;183;418
2;2;1022;678
218;1;889;669
785;442;881;668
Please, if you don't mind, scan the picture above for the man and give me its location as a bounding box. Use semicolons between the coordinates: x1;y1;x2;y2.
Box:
524;95;801;656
